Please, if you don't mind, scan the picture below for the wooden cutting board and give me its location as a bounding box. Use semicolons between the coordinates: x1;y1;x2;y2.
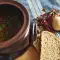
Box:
15;46;39;60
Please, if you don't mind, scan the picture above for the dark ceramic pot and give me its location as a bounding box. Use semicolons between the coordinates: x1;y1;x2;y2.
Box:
0;0;30;54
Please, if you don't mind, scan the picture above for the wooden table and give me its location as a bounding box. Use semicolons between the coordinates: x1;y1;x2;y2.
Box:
15;46;40;60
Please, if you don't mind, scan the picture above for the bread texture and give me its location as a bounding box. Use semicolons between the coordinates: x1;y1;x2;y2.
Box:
40;31;60;60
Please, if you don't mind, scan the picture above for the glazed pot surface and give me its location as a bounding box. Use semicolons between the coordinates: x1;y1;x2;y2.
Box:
0;0;30;53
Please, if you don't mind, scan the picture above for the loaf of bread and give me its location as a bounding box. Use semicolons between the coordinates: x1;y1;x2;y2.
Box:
40;31;60;60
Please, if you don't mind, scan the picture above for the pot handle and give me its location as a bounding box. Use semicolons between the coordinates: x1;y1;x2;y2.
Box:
29;20;37;44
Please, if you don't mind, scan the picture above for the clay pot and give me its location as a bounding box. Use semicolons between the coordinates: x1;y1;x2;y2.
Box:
0;0;30;54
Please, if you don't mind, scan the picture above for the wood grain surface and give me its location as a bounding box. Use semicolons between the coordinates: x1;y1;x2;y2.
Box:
15;46;39;60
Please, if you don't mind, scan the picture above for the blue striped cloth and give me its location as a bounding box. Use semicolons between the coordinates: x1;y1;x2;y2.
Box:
17;0;60;18
17;0;43;19
17;0;60;38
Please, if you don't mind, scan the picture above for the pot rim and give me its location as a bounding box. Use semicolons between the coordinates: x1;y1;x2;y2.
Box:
0;1;29;49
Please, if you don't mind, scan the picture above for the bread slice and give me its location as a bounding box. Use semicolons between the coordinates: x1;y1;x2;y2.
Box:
33;38;40;53
40;31;60;60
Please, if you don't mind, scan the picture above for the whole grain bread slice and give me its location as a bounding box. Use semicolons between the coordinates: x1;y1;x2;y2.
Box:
40;31;60;60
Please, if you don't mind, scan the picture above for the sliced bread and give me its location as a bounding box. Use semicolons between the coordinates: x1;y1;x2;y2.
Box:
40;31;60;60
